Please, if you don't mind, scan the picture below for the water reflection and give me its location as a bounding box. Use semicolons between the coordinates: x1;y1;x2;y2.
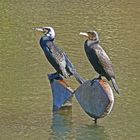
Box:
50;109;72;140
50;108;109;140
75;124;109;140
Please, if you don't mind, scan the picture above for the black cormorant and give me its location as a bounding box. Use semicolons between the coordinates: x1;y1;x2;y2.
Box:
33;26;84;84
79;30;120;94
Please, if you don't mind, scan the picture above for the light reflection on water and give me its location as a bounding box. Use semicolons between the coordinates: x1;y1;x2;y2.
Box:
0;0;140;139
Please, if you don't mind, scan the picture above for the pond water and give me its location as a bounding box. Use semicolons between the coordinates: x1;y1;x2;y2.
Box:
0;0;140;139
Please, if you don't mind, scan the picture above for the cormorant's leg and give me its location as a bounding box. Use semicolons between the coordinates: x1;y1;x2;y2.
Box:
93;118;97;124
90;75;102;86
90;79;96;86
90;75;100;86
97;75;102;79
48;72;63;81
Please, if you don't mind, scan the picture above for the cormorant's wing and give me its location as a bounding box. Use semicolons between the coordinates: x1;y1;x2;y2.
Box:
48;42;68;77
64;53;85;84
94;45;115;78
64;53;76;73
47;42;85;83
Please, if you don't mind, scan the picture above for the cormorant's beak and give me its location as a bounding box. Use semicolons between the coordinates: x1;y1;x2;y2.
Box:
32;27;44;32
79;32;89;37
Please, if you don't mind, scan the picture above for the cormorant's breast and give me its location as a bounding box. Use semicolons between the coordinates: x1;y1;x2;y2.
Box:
84;40;101;71
39;36;61;73
39;36;52;51
39;36;55;60
84;40;111;80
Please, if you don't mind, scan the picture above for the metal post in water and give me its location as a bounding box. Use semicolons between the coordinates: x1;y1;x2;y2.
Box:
48;73;73;112
74;78;114;123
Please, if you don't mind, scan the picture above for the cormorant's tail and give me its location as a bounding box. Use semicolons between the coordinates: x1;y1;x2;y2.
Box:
64;53;85;84
73;71;85;84
111;78;120;94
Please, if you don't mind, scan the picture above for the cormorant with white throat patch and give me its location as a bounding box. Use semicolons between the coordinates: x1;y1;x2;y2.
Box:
79;30;120;94
33;26;84;84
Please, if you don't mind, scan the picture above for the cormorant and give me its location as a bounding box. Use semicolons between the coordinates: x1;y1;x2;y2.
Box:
79;30;120;94
33;26;84;84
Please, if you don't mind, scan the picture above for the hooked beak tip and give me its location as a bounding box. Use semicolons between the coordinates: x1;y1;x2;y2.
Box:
79;32;88;37
32;27;44;32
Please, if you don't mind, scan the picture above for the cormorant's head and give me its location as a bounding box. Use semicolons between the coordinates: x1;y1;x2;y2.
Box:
79;31;99;41
33;26;55;40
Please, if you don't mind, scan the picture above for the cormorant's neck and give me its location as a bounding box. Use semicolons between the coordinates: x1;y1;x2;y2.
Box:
86;39;99;46
40;35;54;50
42;35;54;41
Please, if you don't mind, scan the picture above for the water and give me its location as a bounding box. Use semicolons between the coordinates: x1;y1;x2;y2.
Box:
0;0;140;139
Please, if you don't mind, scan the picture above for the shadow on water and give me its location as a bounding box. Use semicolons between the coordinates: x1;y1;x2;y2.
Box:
49;108;109;140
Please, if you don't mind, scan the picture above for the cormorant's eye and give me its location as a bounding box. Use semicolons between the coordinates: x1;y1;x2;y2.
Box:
91;32;95;36
43;28;49;33
45;28;50;32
